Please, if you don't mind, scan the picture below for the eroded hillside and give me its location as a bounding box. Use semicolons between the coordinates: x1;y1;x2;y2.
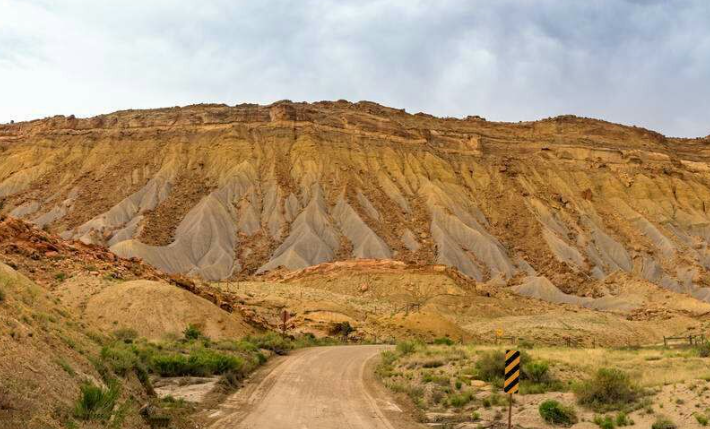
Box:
2;100;710;304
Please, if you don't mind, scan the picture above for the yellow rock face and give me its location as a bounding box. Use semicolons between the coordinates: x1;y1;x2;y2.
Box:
1;101;710;303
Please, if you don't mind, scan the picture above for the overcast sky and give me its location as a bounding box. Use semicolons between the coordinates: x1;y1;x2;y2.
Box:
1;0;709;137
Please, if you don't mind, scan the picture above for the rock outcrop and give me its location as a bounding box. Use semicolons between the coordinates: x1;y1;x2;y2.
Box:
1;100;710;304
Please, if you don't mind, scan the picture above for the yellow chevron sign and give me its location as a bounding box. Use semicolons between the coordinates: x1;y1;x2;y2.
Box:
504;350;520;394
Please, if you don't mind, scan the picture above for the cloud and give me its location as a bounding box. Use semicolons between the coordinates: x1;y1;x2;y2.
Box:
0;0;708;137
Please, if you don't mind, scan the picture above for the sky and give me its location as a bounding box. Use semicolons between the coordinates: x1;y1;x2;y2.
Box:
0;0;709;138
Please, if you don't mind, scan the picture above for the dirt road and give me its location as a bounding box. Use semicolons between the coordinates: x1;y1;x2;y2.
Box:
207;345;423;429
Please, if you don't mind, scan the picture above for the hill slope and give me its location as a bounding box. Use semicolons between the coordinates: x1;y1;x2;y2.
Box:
2;100;710;303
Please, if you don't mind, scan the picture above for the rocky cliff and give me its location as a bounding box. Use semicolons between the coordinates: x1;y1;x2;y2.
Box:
2;100;710;303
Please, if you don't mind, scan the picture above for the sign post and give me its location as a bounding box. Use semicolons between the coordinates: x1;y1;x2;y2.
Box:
281;309;290;338
504;349;520;429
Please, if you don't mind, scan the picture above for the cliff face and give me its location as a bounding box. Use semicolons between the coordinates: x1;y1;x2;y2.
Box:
1;100;710;301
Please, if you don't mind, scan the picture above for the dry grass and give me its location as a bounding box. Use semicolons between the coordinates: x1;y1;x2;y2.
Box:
522;346;708;387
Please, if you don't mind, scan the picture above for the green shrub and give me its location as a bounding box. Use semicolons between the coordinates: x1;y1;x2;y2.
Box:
519;359;564;394
652;416;677;429
247;333;293;355
474;350;530;385
0;287;5;303
381;350;397;366
220;362;253;387
519;339;535;349
523;361;550;383
150;349;244;377
593;415;615;429
113;328;138;343
574;368;641;411
482;393;504;408
538;400;578;426
183;324;203;340
448;390;474;407
100;345;138;376
697;342;710;358
396;340;418;356
696;413;709;426
433;337;455;346
615;411;632;426
422;359;444;368
73;381;120;421
134;363;155;396
55;272;67;282
475;350;506;384
151;354;190;377
329;321;355;337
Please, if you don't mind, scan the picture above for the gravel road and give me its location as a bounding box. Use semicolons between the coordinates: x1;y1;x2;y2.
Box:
207;345;423;429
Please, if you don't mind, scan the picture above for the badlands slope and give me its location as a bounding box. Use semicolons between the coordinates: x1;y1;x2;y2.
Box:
1;100;710;307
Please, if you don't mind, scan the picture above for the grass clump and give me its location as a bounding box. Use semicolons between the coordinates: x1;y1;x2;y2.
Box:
593;415;615;429
615;411;632;426
696;413;709;426
291;333;343;348
538;400;578;426
247;332;293;355
376;350;397;378
651;416;677;429
73;381;120;421
433;337;455;346
396;340;419;356
482;393;504;408
574;368;641;412
100;345;139;376
55;358;76;376
113;328;138;343
696;342;710;358
518;339;535;349
183;324;203;340
447;390;475;407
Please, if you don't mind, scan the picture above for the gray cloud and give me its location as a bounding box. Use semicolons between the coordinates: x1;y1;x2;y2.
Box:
0;0;708;137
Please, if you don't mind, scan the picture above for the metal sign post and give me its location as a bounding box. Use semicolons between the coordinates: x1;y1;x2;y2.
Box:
281;309;290;337
504;349;520;429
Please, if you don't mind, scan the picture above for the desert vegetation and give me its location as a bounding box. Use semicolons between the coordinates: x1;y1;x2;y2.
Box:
378;340;710;428
59;323;342;428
